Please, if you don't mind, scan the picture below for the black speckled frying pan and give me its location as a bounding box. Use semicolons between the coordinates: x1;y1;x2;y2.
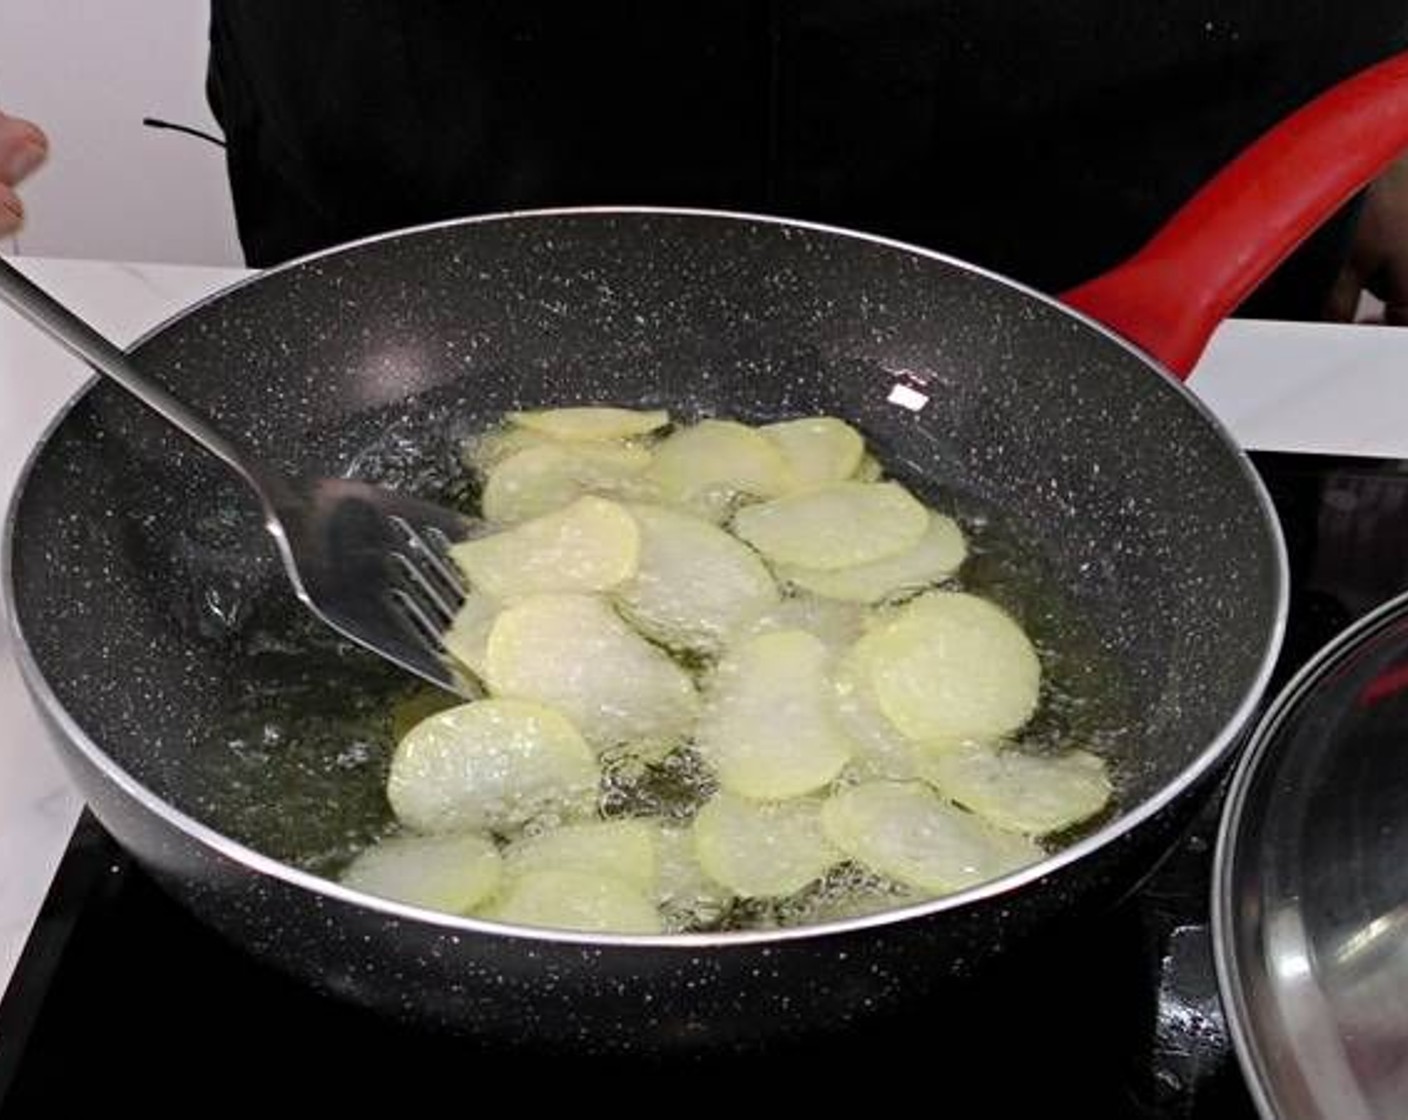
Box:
5;51;1408;1053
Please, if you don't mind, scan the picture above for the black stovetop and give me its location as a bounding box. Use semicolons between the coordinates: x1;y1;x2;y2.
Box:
2;451;1406;1115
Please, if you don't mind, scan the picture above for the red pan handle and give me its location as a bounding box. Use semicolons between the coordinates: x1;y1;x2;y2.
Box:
1060;49;1408;379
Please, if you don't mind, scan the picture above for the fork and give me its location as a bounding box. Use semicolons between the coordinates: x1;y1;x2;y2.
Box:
0;257;477;697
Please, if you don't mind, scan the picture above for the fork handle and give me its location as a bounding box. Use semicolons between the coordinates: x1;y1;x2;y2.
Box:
0;255;270;494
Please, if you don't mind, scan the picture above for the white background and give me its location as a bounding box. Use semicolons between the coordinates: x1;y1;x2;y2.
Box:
0;1;242;266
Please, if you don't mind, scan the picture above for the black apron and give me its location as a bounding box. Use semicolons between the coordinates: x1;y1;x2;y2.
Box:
207;1;1408;319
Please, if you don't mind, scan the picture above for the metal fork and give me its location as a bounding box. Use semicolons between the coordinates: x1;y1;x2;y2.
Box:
0;257;477;697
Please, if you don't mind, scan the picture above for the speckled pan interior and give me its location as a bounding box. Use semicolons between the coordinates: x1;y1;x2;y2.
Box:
7;210;1281;900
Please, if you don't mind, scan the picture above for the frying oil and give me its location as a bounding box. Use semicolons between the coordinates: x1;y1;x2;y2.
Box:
197;404;1135;930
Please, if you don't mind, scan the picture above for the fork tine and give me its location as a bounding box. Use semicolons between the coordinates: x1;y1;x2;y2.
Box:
412;538;468;604
389;550;461;625
386;585;451;652
420;526;468;588
386;517;468;608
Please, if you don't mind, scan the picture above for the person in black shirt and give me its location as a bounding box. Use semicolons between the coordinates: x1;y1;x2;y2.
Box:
48;3;1403;326
203;3;1408;323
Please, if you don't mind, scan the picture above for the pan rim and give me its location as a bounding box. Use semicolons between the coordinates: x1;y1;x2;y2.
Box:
1;205;1289;949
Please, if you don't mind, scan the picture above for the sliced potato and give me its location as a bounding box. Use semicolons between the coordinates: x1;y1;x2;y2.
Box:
916;740;1112;836
853;590;1040;742
504;818;658;892
645;419;793;519
655;824;734;922
697;630;853;800
388;698;599;834
449;495;640;600
480;442;654;523
820;780;1042;894
507;406;670;441
831;646;923;781
390;686;464;744
400;403;1115;935
852;454;884;482
341;831;502;913
733;592;868;653
779;512;967;603
761;416;865;489
731;481;928;570
441;589;501;680
484;867;663;934
461;425;556;475
614;502;779;652
692;792;838;898
484;592;700;750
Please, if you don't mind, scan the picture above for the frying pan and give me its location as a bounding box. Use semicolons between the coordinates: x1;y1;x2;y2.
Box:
6;50;1408;1054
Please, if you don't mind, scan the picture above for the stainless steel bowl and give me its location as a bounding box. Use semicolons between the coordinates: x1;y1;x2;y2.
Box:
1213;587;1408;1120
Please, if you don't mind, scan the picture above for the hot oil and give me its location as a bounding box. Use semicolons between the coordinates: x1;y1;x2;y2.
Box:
194;402;1137;928
193;608;411;875
957;507;1136;773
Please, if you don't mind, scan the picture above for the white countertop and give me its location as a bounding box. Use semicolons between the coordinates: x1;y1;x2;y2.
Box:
0;257;248;996
2;255;1408;1003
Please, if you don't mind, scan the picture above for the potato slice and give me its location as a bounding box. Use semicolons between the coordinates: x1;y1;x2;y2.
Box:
853;590;1040;742
697;630;853;800
761;416;865;489
831;646;923;781
692;792;838;898
916;740;1112;836
614;502;779;652
340;831;502;914
441;589;501;680
480;442;654;523
821;780;1042;894
734;593;868;653
461;425;556;475
504;818;658;892
484;867;663;934
449;495;640;600
645;419;793;519
655;825;734;923
389;686;464;744
779;512;967;603
852;454;884;482
506;406;670;442
484;592;700;751
388;698;599;834
731;481;928;570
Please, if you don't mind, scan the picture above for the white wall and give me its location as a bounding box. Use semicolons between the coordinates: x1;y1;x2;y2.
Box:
0;1;243;266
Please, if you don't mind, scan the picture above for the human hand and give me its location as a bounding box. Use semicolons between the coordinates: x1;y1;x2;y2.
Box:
0;111;47;237
1326;153;1408;325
